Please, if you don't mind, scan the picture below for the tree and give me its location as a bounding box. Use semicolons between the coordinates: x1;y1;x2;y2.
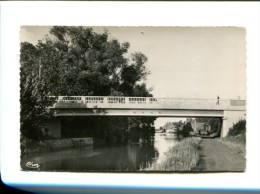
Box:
183;122;193;134
20;26;154;144
20;42;54;140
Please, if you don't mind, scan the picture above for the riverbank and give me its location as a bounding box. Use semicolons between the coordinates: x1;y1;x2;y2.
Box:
144;137;201;171
217;134;246;157
21;137;93;155
144;136;246;172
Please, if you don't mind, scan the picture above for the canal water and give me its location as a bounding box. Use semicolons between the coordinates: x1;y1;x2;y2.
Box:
21;133;183;171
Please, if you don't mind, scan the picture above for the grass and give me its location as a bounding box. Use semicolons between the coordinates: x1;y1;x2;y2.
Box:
218;119;246;157
143;137;201;171
218;134;246;156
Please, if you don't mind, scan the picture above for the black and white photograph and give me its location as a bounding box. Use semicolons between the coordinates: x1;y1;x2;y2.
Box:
20;26;246;172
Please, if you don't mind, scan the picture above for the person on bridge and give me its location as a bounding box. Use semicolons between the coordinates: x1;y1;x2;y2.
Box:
216;96;220;105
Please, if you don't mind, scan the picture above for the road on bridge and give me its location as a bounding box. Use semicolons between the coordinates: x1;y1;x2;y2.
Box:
196;139;246;172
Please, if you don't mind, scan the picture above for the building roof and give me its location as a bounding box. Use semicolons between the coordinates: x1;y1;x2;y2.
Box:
163;122;177;130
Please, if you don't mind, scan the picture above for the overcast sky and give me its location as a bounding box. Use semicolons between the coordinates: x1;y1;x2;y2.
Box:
20;26;246;128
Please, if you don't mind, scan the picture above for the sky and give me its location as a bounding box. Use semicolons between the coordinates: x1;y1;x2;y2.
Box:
20;26;246;128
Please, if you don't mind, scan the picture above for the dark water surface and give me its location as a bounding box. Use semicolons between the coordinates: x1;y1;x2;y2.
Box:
21;133;183;171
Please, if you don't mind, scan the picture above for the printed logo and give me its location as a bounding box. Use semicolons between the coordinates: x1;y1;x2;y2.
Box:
26;162;40;169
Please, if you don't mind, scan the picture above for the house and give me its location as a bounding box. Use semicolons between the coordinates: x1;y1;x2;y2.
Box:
191;120;211;135
163;122;178;133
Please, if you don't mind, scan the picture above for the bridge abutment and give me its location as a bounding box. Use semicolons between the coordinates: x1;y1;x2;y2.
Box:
45;118;61;138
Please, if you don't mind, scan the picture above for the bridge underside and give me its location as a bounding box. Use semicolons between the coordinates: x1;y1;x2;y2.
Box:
54;108;224;117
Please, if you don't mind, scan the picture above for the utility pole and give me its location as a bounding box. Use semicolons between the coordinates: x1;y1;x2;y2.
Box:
39;57;42;79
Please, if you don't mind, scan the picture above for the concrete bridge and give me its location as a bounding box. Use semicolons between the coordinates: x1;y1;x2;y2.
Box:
47;96;246;137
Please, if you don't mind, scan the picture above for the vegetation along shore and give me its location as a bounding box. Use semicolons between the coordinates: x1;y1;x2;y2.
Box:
144;119;246;171
144;137;201;171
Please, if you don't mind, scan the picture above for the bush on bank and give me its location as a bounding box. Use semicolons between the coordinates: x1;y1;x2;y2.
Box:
20;135;52;155
219;119;246;156
145;137;201;171
227;119;246;138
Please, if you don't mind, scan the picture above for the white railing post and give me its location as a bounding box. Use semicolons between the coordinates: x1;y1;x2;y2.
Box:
145;97;149;104
104;96;108;105
125;97;129;104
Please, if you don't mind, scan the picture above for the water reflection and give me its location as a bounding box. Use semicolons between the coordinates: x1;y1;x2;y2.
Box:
153;133;183;162
21;133;183;171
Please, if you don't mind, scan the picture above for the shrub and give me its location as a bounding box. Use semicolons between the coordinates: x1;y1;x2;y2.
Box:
227;119;246;137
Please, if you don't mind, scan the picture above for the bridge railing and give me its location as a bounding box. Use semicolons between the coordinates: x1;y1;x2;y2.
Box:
49;96;245;107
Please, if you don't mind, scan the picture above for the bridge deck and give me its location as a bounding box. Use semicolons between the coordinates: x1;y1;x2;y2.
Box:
50;96;246;111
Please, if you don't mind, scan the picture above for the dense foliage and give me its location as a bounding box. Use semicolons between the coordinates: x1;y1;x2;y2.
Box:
182;122;193;134
20;42;54;140
20;26;155;145
227;119;246;137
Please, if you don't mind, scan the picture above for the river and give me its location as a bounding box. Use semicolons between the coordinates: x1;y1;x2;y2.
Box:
21;133;183;171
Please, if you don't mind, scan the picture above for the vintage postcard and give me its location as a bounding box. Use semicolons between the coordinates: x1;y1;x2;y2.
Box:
19;26;246;172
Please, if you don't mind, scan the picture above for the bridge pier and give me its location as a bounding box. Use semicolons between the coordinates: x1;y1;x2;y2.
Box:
221;116;228;137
